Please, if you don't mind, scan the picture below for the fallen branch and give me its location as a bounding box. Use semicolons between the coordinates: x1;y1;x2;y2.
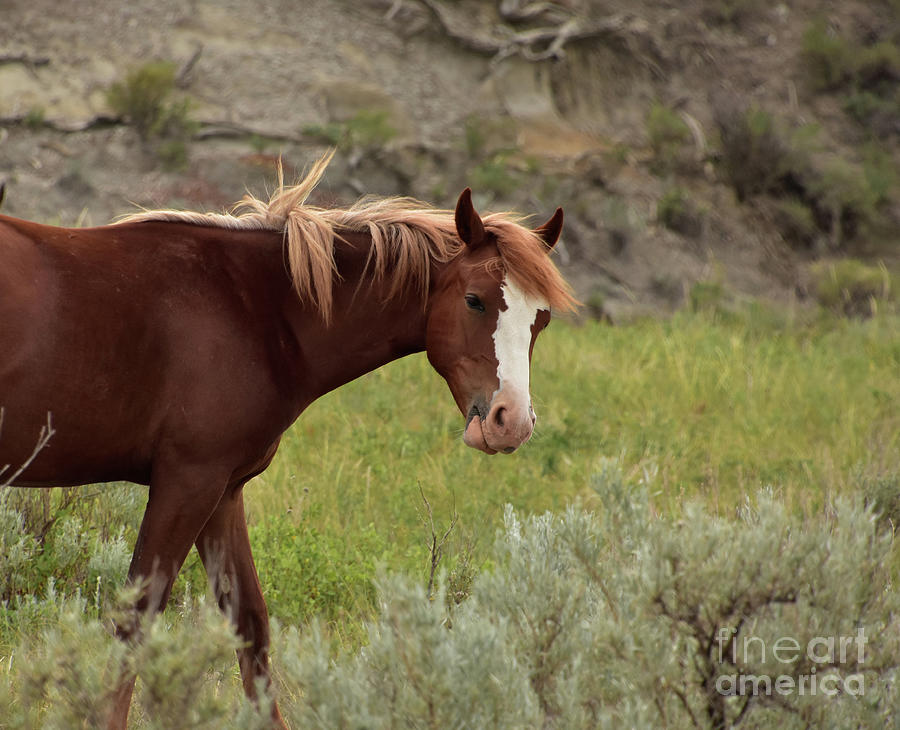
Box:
190;120;315;145
499;0;570;24
414;0;665;73
0;114;313;146
0;54;50;70
0;113;124;133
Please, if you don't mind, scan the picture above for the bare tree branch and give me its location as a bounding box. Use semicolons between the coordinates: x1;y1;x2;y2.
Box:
418;483;458;599
0;411;55;487
0;113;124;133
175;45;203;89
0;54;50;79
412;0;665;74
499;0;571;24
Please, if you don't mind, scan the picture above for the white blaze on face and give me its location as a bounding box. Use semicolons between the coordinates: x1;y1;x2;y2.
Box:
492;277;548;413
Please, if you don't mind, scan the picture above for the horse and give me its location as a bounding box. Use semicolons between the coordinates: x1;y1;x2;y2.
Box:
0;152;575;727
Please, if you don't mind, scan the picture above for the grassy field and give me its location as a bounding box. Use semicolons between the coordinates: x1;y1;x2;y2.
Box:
79;303;877;638
2;304;899;725
233;305;900;614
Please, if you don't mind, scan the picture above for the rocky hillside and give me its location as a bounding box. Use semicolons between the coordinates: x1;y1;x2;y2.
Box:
2;0;898;319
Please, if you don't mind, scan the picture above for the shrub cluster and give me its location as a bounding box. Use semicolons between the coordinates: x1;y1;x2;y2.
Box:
106;61;197;170
712;99;891;249
249;510;380;626
0;484;140;619
273;461;900;729
802;20;900;139
303;109;397;153
658;186;704;237
647;102;693;174
3;461;900;727
810;259;896;317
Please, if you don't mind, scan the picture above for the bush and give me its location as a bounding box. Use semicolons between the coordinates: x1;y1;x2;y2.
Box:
714;102;792;201
647;102;692;173
250;510;380;626
842;90;900;137
23;107;45;130
107;62;179;140
855;41;900;92
771;197;818;249
470;152;519;198
156;139;190;172
802;20;855;91
714;97;892;248
0;491;40;602
106;62;197;167
273;462;900;728
861;471;900;536
0;487;139;610
1;589;263;729
809;157;880;248
2;436;900;726
658;187;704;237
701;0;765;26
810;259;895;317
344;109;396;150
862;143;899;204
303;109;396;152
689;280;727;313
585;289;612;323
803;21;900;136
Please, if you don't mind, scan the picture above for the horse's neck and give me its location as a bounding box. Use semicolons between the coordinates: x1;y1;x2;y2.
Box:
283;232;430;401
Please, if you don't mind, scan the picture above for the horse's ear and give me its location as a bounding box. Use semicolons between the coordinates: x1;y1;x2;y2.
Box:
455;187;487;249
534;207;564;251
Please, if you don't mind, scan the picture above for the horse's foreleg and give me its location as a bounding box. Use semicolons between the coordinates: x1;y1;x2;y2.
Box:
106;464;229;730
196;487;287;729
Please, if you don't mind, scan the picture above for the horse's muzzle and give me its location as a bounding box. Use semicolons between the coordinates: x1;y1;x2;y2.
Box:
463;397;535;454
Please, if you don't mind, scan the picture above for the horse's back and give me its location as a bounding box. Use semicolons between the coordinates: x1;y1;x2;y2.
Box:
0;216;297;487
0;217;148;483
0;216;56;390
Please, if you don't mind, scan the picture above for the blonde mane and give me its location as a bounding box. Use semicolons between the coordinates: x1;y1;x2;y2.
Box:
119;151;576;321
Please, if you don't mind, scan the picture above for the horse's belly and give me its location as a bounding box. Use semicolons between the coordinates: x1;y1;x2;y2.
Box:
0;365;155;487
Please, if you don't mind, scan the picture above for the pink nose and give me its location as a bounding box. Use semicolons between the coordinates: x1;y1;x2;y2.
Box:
483;400;535;453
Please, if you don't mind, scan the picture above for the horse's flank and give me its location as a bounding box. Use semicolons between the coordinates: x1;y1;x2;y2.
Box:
119;151;576;321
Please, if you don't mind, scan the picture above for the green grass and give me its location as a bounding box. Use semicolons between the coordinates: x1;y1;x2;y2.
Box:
5;309;900;630
233;307;900;623
250;307;899;520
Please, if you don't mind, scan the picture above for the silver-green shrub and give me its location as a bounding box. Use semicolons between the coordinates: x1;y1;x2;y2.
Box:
0;589;266;729
2;460;898;728
273;459;900;729
0;491;39;601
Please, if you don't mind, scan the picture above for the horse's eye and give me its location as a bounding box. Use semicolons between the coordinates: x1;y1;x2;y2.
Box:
465;293;485;312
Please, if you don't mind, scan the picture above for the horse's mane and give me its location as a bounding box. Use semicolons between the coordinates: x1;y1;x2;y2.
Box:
119;151;576;321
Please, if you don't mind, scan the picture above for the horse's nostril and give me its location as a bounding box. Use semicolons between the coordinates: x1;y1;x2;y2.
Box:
493;406;506;428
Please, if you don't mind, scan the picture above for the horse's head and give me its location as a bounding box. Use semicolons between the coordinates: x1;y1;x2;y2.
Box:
426;189;565;455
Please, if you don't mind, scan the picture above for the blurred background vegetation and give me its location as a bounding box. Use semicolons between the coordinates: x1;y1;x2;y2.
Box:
2;0;899;726
2;0;898;320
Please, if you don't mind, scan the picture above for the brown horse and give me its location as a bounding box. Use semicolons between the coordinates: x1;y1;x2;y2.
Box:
0;153;575;727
